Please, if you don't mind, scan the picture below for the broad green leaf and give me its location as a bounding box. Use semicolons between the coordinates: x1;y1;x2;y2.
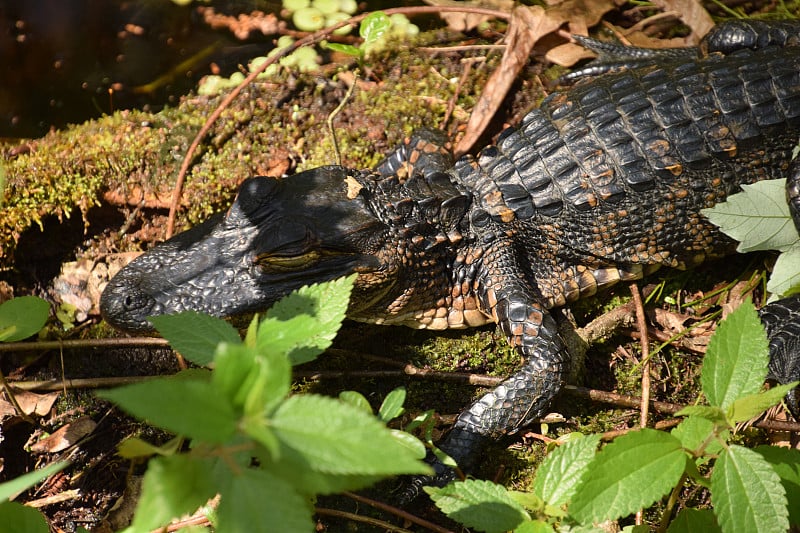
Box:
389;429;427;459
569;429;687;524
674;405;728;425
271;394;430;476
425;479;530;533
711;445;788;533
508;490;545;513
378;387;406;422
701;300;769;410
754;446;800;526
768;242;800;297
667;508;720;533
118;436;182;459
532;433;601;506
671;416;727;456
149;311;241;366
702;179;797;253
0;462;68;501
0;296;49;342
338;390;372;414
261;275;354;365
98;375;237;443
514;520;553;533
131;455;216;532
0;502;49;533
728;381;799;423
217;468;313;533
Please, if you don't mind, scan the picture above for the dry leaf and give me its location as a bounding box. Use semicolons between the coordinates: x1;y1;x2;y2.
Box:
30;416;97;454
423;0;514;32
456;5;560;155
650;0;713;43
15;391;59;417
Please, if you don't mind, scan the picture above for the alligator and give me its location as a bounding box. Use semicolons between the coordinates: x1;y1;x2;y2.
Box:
101;19;800;487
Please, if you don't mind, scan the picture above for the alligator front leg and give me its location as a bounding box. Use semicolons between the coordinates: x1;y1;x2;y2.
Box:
444;240;567;461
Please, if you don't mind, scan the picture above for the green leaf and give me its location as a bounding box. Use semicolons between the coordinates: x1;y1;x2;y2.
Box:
271;394;430;476
389;429;428;460
261;275;354;365
710;444;788;533
702;178;797;253
674;405;728;425
131;454;217;532
767;242;800;297
338;390;372;414
425;479;530;533
667;508;721;533
671;416;727;456
0;461;68;501
0;502;49;533
118;436;182;459
217;468;314;533
532;433;601;506
728;381;799;423
0;296;49;342
149;311;241;366
214;342;289;417
701;300;769;410
754;445;800;527
378;387;406;422
513;520;554;533
569;429;687;524
98;374;237;443
359;11;390;44
325;42;361;57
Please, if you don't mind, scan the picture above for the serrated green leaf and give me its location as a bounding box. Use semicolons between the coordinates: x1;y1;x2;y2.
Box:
674;405;728;424
0;502;49;533
131;454;216;531
508;490;545;513
425;479;530;533
378;387;406;422
754;445;800;527
569;429;687;524
711;444;788;533
702;300;770;410
728;381;799;423
271;394;430;476
149;311;241;366
532;433;601;506
667;509;721;533
671;416;727;456
338;390;372;414
98;375;236;443
261;275;354;365
0;296;49;342
768;242;800;297
702;179;796;253
0;461;68;501
216;468;313;533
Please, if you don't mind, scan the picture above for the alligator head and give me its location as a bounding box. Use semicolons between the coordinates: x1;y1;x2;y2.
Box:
101;165;469;332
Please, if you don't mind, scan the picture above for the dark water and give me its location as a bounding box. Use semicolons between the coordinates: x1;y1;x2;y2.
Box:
0;0;275;138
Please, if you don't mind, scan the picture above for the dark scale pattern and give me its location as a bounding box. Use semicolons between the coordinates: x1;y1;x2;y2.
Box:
101;20;800;496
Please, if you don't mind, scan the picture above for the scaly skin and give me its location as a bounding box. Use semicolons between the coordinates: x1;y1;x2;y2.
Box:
101;20;800;492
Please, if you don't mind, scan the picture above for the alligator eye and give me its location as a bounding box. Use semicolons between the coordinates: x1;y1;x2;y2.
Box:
256;250;322;271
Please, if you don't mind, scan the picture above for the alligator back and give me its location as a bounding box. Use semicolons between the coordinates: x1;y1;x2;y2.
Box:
452;45;800;283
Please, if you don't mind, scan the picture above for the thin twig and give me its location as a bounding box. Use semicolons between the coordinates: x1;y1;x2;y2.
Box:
327;69;359;166
342;491;455;533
